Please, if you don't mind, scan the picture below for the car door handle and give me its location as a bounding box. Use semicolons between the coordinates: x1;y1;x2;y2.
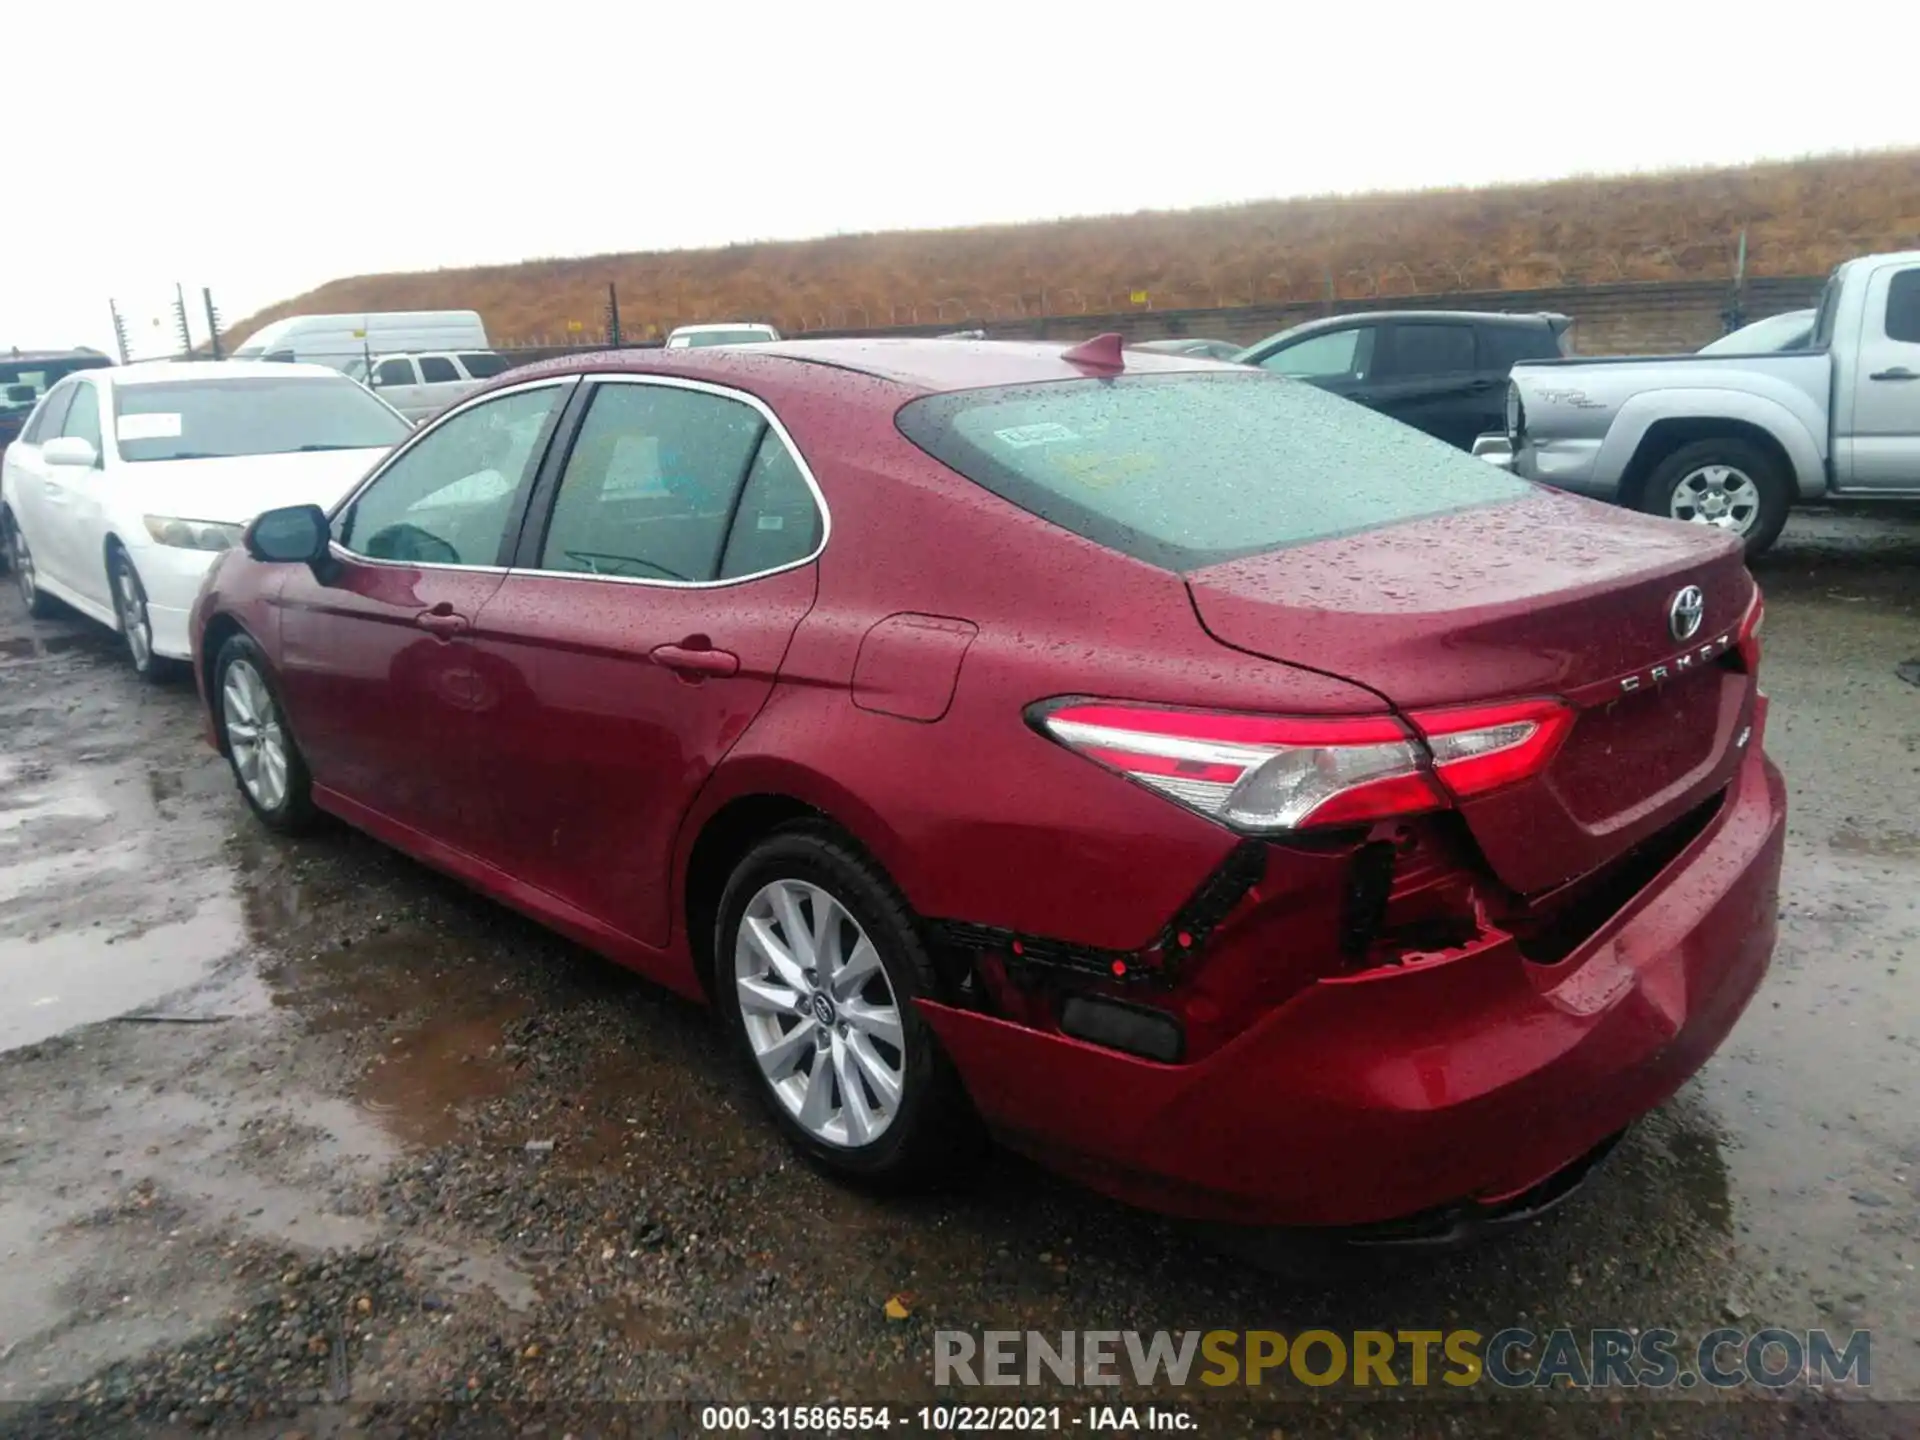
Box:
415;605;469;640
1869;367;1918;381
650;642;740;678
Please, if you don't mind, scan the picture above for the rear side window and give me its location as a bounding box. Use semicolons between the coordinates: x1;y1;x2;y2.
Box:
719;433;823;579
1478;323;1562;371
1812;268;1842;349
538;382;798;583
1885;268;1920;344
459;352;510;379
897;372;1531;572
418;356;460;383
1380;323;1476;377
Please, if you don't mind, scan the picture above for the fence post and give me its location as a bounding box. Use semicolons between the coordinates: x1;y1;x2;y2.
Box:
606;282;622;348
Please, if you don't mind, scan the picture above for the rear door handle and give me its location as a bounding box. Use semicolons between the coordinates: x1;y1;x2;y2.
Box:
651;641;740;678
415;604;469;640
1869;367;1918;381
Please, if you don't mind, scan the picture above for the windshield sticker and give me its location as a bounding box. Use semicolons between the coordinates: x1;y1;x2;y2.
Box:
993;422;1080;449
116;413;183;441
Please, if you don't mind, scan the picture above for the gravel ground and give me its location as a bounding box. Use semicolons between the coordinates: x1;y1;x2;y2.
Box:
0;507;1915;1438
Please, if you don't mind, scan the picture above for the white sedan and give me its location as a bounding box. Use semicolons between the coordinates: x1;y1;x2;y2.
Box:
1;360;409;679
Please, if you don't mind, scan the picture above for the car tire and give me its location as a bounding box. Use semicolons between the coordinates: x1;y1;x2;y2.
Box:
213;632;317;833
108;547;180;683
6;512;57;618
1642;438;1790;560
715;822;982;1189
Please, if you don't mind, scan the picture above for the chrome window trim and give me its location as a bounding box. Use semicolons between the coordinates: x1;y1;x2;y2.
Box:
328;376;575;573
508;371;831;592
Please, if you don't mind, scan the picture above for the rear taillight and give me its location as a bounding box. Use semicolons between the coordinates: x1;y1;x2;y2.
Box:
1412;698;1573;801
1736;588;1764;674
1032;697;1571;834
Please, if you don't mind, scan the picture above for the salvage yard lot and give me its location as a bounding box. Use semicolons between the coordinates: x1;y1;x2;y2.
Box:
0;508;1916;1436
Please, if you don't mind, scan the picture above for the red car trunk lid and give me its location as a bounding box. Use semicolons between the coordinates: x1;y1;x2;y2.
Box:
1186;491;1757;893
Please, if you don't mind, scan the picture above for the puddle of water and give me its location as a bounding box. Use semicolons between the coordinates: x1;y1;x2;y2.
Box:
358;998;532;1147
0;892;250;1050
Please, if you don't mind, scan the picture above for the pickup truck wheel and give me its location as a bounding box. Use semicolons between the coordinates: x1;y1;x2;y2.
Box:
1643;438;1790;559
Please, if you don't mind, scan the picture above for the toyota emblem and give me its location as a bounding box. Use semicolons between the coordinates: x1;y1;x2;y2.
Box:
1668;585;1705;642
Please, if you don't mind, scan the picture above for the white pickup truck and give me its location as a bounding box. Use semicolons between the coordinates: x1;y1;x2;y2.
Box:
1506;249;1920;556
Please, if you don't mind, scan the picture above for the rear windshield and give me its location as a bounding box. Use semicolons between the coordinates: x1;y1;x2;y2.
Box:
897;372;1532;572
113;376;411;463
675;329;772;348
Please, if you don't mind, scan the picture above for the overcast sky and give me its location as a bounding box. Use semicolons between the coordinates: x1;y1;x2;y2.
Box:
10;0;1916;358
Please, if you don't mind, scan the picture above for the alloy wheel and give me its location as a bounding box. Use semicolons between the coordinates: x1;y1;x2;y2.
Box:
1669;465;1761;536
733;878;906;1148
222;658;291;812
113;557;154;669
10;524;35;607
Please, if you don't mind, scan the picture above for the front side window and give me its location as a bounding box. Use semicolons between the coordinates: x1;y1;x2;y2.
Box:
1382;323;1476;377
62;383;103;452
376;358;418;387
112;377;410;463
335;385;561;565
539;382;815;583
898;372;1531;572
418;355;460;383
1255;326;1374;380
1885;268;1920;345
21;380;76;444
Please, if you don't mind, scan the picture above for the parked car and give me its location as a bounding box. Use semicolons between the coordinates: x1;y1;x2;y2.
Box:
665;322;781;348
1236;311;1572;451
1698;309;1816;356
1;348;113;452
1508;250;1920;556
2;361;408;678
345;350;514;422
232;311;490;373
192;337;1782;1233
1131;338;1244;361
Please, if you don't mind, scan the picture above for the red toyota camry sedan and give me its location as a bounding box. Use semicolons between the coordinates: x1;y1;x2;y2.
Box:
190;337;1784;1233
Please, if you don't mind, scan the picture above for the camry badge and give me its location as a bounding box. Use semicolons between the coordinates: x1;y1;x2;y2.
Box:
1668;586;1705;643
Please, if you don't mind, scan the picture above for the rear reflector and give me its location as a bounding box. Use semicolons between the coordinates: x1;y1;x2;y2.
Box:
1033;697;1573;834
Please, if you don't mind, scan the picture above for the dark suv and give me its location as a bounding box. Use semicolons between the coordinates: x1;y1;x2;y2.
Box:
1235;311;1571;451
1;349;113;451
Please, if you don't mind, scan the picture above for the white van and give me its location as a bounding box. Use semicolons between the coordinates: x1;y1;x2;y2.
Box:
231;312;489;373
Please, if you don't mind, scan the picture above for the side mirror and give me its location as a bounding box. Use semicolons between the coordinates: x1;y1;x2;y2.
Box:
42;437;99;468
245;504;331;564
4;384;36;405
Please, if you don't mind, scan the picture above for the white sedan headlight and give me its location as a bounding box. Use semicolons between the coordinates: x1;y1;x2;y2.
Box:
143;516;244;551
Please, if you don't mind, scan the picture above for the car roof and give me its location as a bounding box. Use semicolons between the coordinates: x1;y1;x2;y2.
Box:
495;337;1225;397
2;348;110;364
104;360;348;387
670;322;777;333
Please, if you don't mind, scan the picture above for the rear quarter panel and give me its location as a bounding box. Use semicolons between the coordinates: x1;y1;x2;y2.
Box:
677;371;1389;953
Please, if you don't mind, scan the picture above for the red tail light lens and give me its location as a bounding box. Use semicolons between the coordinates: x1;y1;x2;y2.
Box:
1736;588;1764;674
1035;698;1572;833
1411;698;1573;800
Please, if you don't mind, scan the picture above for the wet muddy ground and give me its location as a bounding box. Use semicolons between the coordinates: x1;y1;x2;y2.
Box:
0;508;1916;1438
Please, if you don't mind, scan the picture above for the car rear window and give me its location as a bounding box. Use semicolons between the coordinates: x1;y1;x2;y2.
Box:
896;372;1532;572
